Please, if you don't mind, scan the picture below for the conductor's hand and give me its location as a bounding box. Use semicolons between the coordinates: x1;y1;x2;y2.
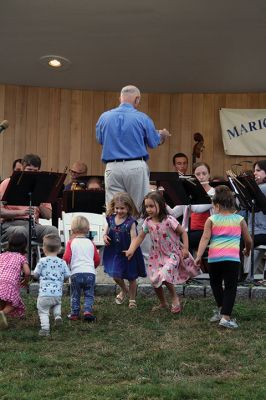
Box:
159;129;171;144
103;234;111;245
159;128;171;137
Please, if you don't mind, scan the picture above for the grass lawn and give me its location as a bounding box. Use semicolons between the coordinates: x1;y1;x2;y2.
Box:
1;293;266;400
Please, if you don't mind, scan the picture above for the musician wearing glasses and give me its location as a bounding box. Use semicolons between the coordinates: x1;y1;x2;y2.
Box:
0;153;58;244
64;161;88;191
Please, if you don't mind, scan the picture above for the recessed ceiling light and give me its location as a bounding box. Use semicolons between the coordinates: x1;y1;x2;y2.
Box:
49;59;62;68
39;55;71;71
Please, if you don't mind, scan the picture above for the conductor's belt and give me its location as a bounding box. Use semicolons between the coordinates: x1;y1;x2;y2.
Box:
106;157;145;163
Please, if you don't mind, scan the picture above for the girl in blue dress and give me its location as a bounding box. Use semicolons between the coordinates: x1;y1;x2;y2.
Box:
103;192;146;308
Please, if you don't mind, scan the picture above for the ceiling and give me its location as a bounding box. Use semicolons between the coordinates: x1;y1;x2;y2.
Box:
2;0;266;93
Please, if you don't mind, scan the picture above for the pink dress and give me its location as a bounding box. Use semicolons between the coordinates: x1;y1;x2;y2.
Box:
143;215;201;288
0;252;28;317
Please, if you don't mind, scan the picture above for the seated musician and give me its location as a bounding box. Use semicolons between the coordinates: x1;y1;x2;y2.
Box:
0;154;58;244
243;160;266;279
87;177;104;191
186;162;214;251
64;161;88;190
172;152;189;175
12;158;23;172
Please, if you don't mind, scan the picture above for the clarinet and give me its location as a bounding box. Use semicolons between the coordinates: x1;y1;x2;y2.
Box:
30;206;37;240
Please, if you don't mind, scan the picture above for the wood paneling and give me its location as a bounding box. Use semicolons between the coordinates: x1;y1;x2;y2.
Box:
25;87;38;154
92;91;105;176
3;86;17;177
47;88;60;172
80;91;93;172
0;85;5;179
169;94;182;168
58;89;71;173
0;83;266;180
14;86;27;162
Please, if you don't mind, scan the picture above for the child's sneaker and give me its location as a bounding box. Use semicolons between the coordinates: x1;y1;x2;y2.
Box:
83;312;96;322
55;316;62;326
68;314;79;321
0;311;8;329
39;329;50;336
219;317;239;329
209;309;221;323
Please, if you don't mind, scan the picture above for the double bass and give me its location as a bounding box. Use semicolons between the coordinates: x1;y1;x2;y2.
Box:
192;132;204;165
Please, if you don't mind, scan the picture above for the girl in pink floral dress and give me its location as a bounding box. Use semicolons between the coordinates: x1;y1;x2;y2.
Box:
0;231;30;328
126;191;200;313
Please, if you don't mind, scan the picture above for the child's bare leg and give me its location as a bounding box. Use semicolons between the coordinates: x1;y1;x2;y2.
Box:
114;278;128;294
221;314;230;321
0;302;8;328
128;280;137;301
0;300;6;311
2;302;15;315
164;282;180;307
114;278;128;303
153;285;168;309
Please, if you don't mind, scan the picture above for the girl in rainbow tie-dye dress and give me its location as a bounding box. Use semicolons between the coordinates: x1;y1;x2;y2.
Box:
195;185;252;329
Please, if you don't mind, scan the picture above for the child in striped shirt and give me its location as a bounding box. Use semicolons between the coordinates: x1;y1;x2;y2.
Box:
195;185;252;329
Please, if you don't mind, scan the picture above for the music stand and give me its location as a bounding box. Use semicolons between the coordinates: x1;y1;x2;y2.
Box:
150;172;211;241
210;180;231;189
150;172;211;207
227;174;266;280
1;171;67;269
63;190;105;214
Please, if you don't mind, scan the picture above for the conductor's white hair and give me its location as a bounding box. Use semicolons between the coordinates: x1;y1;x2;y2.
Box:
120;85;140;97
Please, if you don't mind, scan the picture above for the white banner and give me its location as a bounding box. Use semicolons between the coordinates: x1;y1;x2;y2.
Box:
219;108;266;155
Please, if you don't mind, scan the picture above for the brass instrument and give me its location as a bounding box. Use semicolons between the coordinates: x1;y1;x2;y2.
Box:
70;181;87;191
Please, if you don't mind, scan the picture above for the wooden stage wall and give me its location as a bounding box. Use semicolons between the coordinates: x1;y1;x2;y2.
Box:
0;84;265;180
